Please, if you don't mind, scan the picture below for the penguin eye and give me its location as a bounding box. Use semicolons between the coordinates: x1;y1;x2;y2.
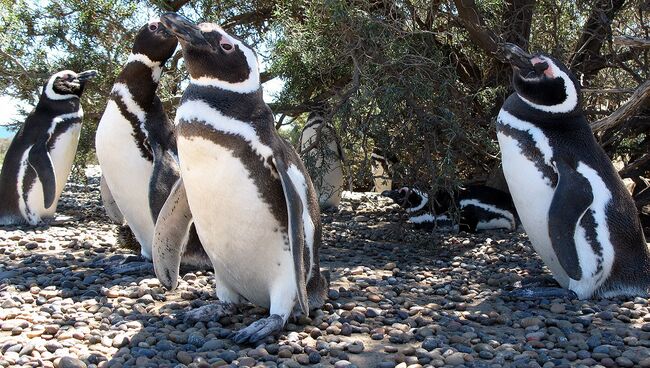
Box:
149;23;158;32
220;42;233;51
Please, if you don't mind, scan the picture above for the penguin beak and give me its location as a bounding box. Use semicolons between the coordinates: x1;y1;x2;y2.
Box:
160;12;207;46
501;43;535;70
76;70;98;82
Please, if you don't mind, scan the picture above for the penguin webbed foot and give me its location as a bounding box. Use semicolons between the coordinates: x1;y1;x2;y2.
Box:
183;302;236;324
230;314;284;345
507;287;577;300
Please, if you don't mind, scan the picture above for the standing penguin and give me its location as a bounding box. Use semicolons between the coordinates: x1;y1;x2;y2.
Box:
299;112;344;209
498;43;650;299
0;69;96;226
96;19;209;270
154;13;328;344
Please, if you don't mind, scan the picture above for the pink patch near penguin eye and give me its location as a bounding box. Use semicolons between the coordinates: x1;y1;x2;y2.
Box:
531;56;555;78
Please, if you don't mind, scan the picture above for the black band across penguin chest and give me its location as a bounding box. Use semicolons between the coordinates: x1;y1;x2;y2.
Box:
109;91;153;162
496;117;558;186
177;120;288;229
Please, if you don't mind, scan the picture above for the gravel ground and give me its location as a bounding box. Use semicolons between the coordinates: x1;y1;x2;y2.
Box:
1;169;650;368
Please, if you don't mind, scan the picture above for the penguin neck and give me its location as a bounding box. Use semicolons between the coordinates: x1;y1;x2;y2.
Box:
37;93;80;118
502;93;584;128
116;53;164;107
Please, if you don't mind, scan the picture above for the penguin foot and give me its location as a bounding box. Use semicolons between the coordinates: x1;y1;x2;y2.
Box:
183;302;236;324
507;287;578;300
230;314;284;344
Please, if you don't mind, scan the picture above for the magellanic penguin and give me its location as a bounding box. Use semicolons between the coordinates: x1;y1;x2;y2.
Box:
154;13;329;344
299;112;344;209
382;185;517;232
0;69;97;226
95;19;209;270
371;148;397;192
498;43;650;299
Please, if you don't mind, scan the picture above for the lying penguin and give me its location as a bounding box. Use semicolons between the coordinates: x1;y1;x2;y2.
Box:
382;185;517;232
497;43;650;299
154;13;328;344
0;69;96;225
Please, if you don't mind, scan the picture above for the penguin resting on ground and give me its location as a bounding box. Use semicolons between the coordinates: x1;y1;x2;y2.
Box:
382;185;517;232
299;112;344;209
498;43;650;299
0;69;97;225
95;19;209;273
154;13;329;344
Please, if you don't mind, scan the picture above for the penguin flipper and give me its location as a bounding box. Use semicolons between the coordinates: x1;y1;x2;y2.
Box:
273;154;309;315
548;158;593;281
100;175;125;225
152;178;193;290
149;147;180;222
27;141;56;209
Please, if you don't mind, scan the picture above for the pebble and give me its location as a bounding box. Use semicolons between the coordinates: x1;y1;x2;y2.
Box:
0;173;648;368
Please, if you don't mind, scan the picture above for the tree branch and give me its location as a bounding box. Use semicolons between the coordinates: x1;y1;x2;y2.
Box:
590;79;650;132
452;0;500;55
613;35;650;48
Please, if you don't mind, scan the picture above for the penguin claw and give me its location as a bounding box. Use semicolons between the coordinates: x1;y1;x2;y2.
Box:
507;287;578;300
230;314;284;345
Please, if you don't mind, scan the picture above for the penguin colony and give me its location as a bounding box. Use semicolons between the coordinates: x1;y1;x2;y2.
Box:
382;185;518;233
0;13;648;345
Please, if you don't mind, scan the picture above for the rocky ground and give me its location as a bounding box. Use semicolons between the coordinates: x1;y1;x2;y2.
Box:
1;169;650;368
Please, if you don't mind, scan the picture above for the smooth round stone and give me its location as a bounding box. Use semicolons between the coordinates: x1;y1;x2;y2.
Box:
444;352;465;366
334;360;353;368
57;357;87;368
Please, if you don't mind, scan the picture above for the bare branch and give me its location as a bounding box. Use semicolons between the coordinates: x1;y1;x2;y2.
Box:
614;35;650;48
591;80;650;132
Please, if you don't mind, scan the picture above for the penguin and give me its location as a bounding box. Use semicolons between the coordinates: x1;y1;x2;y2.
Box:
371;148;397;192
0;69;97;226
95;19;209;271
498;43;650;299
154;13;329;344
299;112;344;209
382;185;517;232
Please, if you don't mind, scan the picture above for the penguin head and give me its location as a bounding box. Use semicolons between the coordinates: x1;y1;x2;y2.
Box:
160;12;259;92
381;187;427;210
132;19;178;63
502;43;581;114
44;69;97;100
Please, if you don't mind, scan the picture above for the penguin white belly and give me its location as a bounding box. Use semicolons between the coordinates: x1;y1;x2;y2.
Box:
19;148;45;225
96;102;154;256
497;132;569;287
178;136;296;308
44;123;82;216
